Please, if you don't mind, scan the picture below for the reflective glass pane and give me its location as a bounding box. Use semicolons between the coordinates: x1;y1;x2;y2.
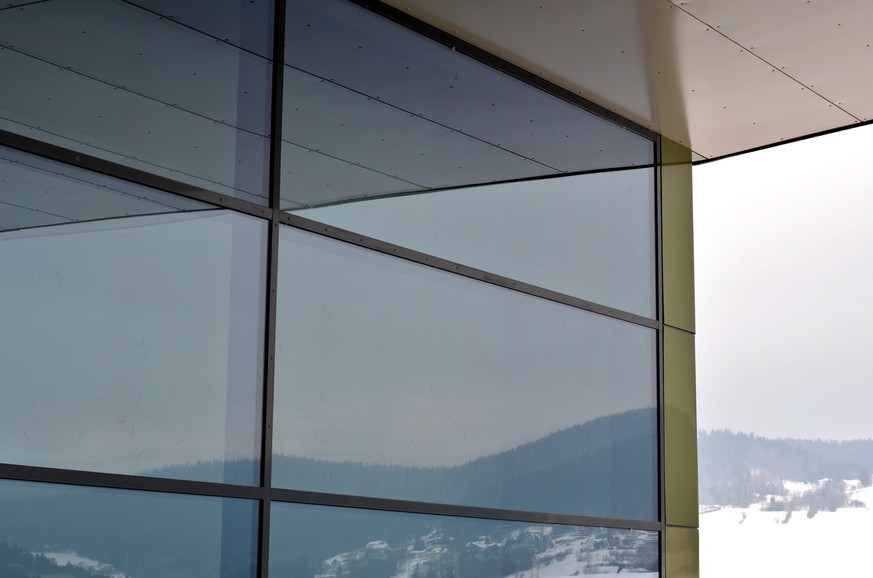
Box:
0;144;209;232
0;0;272;203
0;479;257;578
274;227;657;520
0;151;266;484
270;503;659;578
281;0;653;210
294;169;656;317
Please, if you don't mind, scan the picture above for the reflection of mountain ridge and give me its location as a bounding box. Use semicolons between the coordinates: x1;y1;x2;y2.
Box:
156;408;656;520
0;410;655;578
286;407;655;520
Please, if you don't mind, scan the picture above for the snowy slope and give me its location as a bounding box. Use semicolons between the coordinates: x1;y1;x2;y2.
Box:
700;485;873;577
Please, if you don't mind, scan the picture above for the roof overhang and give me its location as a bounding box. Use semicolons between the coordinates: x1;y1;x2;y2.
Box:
381;0;873;160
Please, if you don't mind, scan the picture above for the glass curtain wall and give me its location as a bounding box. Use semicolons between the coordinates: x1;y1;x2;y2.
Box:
0;1;662;577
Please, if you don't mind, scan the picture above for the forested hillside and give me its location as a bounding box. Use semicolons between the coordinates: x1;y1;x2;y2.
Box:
698;430;873;506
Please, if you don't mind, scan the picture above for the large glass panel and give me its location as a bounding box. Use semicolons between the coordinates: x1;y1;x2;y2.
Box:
281;0;653;210
294;168;656;317
274;227;657;520
0;479;258;578
270;503;659;578
0;149;267;485
0;0;272;204
0;144;209;231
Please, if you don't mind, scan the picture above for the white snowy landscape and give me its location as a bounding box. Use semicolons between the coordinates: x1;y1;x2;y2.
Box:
40;550;130;578
700;482;873;577
310;525;658;578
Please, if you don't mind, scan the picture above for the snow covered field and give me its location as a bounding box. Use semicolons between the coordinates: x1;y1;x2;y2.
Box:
41;550;130;578
700;485;873;577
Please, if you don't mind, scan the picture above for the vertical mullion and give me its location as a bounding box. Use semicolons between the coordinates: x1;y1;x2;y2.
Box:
654;135;668;578
260;1;287;577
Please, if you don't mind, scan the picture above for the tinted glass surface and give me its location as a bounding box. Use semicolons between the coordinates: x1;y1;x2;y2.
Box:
280;0;653;209
274;226;657;520
270;503;659;578
0;0;272;203
0;144;209;231
295;168;656;317
0;153;267;484
0;479;258;578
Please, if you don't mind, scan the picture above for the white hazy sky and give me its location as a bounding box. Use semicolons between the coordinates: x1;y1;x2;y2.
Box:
694;124;873;441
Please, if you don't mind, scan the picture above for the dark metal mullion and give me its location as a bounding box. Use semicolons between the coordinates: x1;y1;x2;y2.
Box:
654;136;669;578
278;211;660;330
270;488;662;533
0;463;265;500
0;0;673;563
0;128;272;219
259;1;287;577
258;221;280;578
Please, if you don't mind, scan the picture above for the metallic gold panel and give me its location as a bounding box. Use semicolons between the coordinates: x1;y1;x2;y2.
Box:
666;526;699;578
665;326;698;527
662;137;695;333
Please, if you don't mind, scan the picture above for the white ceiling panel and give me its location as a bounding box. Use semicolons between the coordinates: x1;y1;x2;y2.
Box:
676;0;873;122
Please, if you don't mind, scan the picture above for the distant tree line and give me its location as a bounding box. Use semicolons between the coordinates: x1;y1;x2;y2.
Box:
699;430;873;507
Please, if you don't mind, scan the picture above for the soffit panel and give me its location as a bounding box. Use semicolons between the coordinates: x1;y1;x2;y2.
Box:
381;0;868;158
644;1;855;158
675;0;873;123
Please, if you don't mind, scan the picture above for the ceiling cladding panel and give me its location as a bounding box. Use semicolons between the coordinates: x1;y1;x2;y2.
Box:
653;0;857;158
676;0;873;123
281;0;652;209
381;0;873;158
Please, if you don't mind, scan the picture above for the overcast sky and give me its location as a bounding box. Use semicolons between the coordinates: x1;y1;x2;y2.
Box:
694;124;873;441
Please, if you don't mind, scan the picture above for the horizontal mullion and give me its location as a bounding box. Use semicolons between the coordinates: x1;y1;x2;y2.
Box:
0;128;272;220
0;463;266;501
278;211;660;330
271;487;663;533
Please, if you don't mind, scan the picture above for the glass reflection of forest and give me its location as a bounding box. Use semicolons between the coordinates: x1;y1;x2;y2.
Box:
0;410;657;578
